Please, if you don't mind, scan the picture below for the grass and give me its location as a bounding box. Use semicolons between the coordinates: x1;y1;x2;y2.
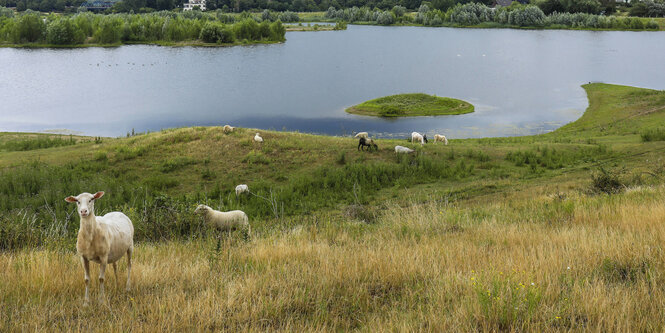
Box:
1;83;665;330
346;93;474;117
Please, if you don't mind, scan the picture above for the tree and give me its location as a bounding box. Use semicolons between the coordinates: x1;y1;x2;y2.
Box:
17;11;45;42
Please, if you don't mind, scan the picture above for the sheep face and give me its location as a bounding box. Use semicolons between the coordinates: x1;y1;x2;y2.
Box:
194;204;210;215
423;135;428;143
65;191;104;218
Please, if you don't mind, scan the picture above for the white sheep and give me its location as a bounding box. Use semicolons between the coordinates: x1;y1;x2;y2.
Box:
411;132;428;145
254;133;263;143
65;191;133;306
194;204;250;236
354;132;369;139
223;125;235;134
235;184;249;196
434;134;449;145
395;145;415;154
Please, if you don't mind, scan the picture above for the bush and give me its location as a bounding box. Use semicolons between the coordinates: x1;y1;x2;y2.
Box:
590;167;625;194
277;11;299;22
392;5;406;17
46;18;84;45
508;5;546;26
199;21;234;43
17;11;45;43
234;18;260;40
376;11;395;25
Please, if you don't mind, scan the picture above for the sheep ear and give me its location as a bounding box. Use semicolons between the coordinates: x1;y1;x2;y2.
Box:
65;196;78;203
93;191;105;199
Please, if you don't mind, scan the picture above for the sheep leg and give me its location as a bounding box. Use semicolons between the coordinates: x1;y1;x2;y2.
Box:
98;256;108;304
112;263;118;289
81;256;91;306
125;247;132;292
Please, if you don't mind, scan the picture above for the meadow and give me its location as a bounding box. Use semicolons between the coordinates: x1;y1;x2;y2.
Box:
1;83;665;331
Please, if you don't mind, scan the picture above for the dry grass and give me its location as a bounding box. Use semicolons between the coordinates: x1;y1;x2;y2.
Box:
2;185;665;331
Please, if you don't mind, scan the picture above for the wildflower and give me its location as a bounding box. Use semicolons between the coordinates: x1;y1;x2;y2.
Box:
567;266;571;270
471;277;475;281
555;316;561;320
531;282;535;286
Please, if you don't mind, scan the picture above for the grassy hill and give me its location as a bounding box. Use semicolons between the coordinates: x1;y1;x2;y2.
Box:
346;93;474;117
1;83;665;331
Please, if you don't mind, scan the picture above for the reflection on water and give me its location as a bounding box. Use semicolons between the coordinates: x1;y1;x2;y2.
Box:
0;26;664;138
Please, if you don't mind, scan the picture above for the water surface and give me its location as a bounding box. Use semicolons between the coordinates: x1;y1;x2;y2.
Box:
1;26;664;138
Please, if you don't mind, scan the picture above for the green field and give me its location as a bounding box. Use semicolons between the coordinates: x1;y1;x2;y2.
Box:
2;83;665;331
346;93;475;117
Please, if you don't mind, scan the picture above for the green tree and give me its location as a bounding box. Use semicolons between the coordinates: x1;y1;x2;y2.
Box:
46;17;84;44
17;11;45;42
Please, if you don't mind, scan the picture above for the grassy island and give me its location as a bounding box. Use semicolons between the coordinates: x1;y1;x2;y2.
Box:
346;93;474;117
2;84;665;330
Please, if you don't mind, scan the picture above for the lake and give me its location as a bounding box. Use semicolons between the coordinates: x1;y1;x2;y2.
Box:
1;25;664;138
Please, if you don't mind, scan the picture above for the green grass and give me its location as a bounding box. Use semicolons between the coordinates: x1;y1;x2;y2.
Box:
0;83;663;250
2;83;665;330
346;93;474;117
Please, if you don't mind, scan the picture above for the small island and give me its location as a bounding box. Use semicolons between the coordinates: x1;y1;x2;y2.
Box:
345;93;474;117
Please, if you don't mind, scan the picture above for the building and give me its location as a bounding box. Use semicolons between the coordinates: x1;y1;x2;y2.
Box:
183;0;206;11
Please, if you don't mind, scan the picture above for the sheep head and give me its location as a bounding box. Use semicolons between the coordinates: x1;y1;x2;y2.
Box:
65;191;105;218
194;204;210;215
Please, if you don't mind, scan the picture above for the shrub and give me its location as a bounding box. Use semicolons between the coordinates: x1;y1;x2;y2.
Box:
376;11;395;25
17;11;45;43
392;5;406;17
199;21;234;43
590;167;625;194
46;18;85;45
277;11;299;23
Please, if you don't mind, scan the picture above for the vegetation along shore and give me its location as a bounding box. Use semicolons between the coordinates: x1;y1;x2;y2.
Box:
2;83;665;330
346;93;474;117
0;10;286;47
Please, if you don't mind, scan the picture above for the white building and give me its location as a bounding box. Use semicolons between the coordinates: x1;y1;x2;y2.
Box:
183;0;205;11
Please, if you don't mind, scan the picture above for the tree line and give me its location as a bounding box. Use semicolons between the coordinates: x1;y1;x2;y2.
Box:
1;0;663;17
0;9;286;45
324;2;661;28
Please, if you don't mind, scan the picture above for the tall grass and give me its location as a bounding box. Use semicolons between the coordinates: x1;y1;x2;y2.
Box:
0;136;77;151
640;128;665;142
2;186;665;331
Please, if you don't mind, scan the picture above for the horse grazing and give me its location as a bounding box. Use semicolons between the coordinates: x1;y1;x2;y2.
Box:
358;137;378;151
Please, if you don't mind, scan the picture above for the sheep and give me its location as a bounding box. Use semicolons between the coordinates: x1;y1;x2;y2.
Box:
395;145;415;154
354;132;369;139
194;204;251;237
223;125;235;134
235;184;249;196
434;134;449;145
411;132;428;145
65;191;133;306
254;133;263;143
358;137;378;151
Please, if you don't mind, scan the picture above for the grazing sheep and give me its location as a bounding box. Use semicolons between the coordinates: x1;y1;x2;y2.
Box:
411;132;428;145
395;145;415;154
223;125;235;134
358;137;378;151
235;184;249;196
65;191;133;306
254;133;263;143
354;132;369;139
434;134;449;145
194;204;250;236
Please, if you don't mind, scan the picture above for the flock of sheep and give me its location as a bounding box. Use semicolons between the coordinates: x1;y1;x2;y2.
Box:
65;125;450;305
354;131;449;154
